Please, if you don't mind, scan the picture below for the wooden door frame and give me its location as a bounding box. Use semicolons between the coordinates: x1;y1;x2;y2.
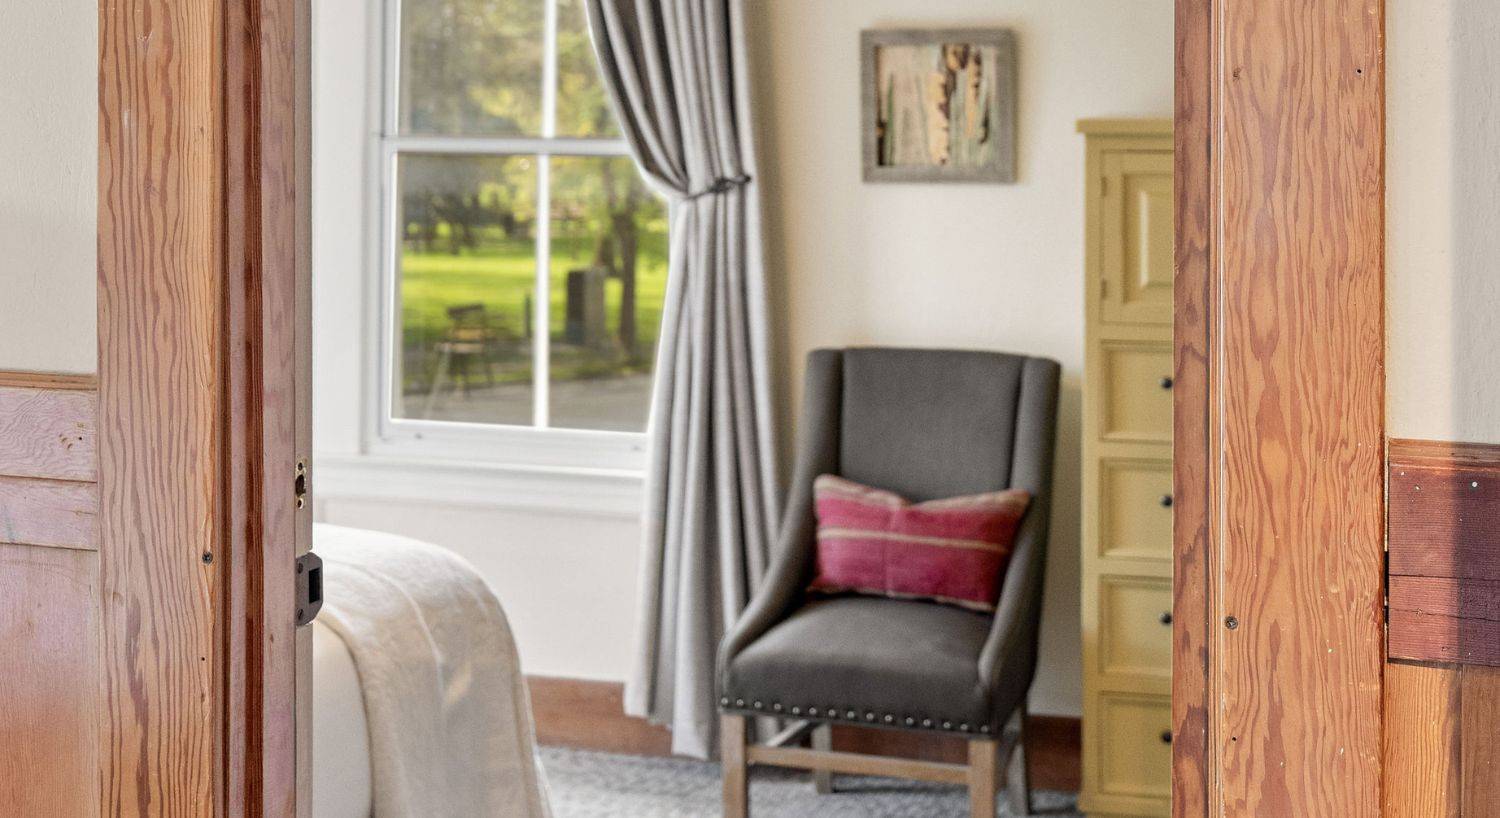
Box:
98;0;311;813
1174;0;1386;815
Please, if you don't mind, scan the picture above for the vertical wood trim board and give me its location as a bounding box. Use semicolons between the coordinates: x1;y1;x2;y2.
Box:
1172;0;1212;815
99;0;222;812
219;0;312;811
1177;0;1387;814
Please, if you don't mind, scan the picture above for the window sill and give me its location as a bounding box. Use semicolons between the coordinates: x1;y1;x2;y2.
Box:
312;453;646;518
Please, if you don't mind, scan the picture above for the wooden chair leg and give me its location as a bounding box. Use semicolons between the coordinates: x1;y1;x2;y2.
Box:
721;714;749;818
811;723;834;794
1004;706;1033;817
968;737;999;818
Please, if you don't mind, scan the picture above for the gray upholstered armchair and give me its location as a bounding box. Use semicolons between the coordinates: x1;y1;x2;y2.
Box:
717;347;1060;818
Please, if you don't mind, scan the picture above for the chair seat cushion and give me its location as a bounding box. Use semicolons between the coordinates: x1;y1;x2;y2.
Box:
721;596;996;733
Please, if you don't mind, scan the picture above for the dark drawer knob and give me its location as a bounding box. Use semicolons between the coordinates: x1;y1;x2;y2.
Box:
1160;611;1173;626
1160;494;1174;507
1160;730;1173;744
1160;376;1174;390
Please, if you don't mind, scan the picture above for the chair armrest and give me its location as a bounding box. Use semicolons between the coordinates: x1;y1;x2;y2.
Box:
977;356;1060;722
717;349;845;691
716;495;817;682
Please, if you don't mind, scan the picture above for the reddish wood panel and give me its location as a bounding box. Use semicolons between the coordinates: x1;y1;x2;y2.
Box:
0;385;97;482
1171;0;1212;814
0;544;100;817
1388;440;1500;666
1211;0;1386;814
1389;440;1500;581
0;476;97;550
99;0;222;811
1388;576;1500;666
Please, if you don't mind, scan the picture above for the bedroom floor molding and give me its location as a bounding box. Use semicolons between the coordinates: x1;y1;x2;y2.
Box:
526;677;1082;793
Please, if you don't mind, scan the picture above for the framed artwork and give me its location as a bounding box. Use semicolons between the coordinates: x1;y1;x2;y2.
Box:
861;28;1017;184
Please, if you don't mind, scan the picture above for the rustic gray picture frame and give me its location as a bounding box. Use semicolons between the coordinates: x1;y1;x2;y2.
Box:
861;28;1017;184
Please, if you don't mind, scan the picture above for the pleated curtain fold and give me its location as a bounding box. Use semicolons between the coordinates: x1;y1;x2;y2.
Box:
583;0;780;758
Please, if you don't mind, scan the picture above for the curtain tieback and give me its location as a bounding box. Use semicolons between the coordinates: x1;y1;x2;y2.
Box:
682;174;752;200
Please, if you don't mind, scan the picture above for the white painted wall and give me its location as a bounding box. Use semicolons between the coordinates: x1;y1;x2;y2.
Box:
1387;0;1500;443
0;4;97;374
312;0;1175;716
748;0;1173;717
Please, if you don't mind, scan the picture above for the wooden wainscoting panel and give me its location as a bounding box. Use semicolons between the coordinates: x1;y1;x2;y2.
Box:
1383;661;1462;818
0;543;99;817
525;677;1081;792
1389;439;1500;666
0;475;98;550
1460;666;1500;814
0;385;97;482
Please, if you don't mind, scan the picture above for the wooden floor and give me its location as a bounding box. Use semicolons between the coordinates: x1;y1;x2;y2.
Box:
527;677;1081;793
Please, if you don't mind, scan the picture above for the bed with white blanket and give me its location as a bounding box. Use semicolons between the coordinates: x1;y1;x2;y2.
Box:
309;524;552;818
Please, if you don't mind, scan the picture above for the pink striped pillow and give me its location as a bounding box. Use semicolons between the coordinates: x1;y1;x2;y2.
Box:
808;475;1031;612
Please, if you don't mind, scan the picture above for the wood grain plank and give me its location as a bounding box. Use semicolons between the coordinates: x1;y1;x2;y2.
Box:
1389;610;1500;669
1212;0;1386;814
0;386;97;482
99;0;222;811
1461;666;1500;814
1172;0;1213;814
1388;576;1500;666
1383;662;1461;818
0;545;100;817
0;476;97;551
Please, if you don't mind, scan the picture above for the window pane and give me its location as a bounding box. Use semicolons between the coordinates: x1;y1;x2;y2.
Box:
394;154;539;425
554;0;621;138
399;0;545;136
547;156;668;432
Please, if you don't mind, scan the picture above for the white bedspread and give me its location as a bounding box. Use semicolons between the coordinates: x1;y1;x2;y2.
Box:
314;524;552;817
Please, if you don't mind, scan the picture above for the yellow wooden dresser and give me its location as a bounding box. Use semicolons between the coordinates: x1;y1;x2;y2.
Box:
1077;118;1174;818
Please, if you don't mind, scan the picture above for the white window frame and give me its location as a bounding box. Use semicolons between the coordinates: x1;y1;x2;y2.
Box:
366;0;654;472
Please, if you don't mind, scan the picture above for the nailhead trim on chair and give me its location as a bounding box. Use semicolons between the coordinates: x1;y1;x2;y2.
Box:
717;699;999;735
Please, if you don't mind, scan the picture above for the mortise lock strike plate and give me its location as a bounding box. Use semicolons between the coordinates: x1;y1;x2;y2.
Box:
295;552;323;628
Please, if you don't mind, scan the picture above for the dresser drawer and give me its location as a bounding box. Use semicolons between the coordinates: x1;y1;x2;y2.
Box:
1092;691;1173;802
1098;575;1173;681
1097;456;1173;561
1098;341;1173;443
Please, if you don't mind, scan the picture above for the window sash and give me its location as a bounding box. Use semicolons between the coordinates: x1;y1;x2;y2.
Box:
374;0;653;463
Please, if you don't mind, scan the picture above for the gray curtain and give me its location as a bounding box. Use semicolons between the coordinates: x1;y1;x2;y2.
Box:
584;0;780;758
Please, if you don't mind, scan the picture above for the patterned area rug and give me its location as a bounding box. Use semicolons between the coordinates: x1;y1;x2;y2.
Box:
541;747;1081;817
